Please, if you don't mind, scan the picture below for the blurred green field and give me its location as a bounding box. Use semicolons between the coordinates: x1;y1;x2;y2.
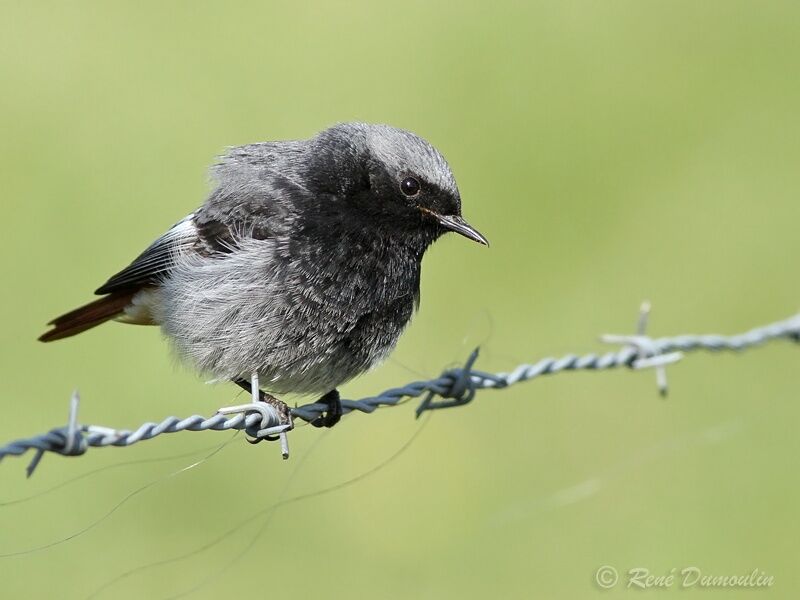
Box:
1;1;799;598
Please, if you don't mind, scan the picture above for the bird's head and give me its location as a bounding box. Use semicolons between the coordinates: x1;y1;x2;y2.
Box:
312;123;488;247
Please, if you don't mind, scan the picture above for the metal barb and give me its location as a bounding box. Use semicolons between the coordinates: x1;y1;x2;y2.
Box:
416;348;481;417
636;301;652;336
26;390;85;478
217;372;291;458
250;373;259;404
25;450;44;479
601;302;681;397
63;391;81;455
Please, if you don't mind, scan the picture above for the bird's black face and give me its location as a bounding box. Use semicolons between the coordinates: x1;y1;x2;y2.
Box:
308;123;487;247
359;156;489;247
369;165;489;246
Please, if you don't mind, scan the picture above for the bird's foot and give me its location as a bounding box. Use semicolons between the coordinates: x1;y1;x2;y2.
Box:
232;378;294;446
311;389;342;428
248;389;293;443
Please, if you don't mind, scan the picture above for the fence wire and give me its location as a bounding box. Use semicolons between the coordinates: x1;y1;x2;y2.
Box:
2;307;798;476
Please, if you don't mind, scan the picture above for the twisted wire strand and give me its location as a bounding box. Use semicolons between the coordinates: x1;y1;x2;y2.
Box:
2;311;798;475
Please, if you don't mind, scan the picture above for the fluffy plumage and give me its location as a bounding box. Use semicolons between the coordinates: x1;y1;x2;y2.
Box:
40;122;486;397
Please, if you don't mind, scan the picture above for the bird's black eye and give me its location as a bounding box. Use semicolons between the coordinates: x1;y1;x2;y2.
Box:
400;176;421;197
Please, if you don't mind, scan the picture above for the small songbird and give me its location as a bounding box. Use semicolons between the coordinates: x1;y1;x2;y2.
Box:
39;122;487;429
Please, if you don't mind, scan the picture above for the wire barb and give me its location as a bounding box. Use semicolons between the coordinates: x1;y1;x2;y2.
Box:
600;302;683;397
24;390;87;478
216;373;292;459
415;348;481;417
2;307;799;475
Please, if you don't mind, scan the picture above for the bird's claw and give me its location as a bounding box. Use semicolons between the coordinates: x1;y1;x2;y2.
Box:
310;389;342;428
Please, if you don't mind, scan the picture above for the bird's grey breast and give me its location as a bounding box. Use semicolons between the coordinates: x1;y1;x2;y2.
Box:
160;216;421;395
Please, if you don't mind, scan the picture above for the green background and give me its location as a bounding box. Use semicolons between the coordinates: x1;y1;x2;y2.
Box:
1;1;798;598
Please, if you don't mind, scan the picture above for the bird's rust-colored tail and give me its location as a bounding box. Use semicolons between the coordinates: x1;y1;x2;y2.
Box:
39;292;135;342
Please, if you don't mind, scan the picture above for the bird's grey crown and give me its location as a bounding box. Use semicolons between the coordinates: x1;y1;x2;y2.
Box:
329;122;460;199
210;122;459;201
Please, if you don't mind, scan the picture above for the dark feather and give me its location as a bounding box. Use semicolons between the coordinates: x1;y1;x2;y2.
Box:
39;291;136;342
95;216;197;294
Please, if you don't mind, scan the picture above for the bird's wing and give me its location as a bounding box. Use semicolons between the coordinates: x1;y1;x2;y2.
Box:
94;215;198;294
95;155;311;296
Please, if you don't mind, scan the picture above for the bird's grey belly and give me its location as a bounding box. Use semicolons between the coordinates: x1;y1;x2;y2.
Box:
156;250;416;395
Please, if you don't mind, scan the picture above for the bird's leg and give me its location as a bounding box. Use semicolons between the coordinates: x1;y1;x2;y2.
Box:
310;388;342;428
233;377;293;444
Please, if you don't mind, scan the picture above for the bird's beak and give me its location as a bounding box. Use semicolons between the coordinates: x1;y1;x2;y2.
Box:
422;209;489;246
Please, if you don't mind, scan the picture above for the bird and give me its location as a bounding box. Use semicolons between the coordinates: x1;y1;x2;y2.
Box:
39;122;488;431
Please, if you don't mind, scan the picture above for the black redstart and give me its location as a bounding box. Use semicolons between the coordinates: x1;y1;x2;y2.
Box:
40;122;487;430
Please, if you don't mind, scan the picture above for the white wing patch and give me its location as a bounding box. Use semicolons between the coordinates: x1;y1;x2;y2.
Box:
95;215;198;294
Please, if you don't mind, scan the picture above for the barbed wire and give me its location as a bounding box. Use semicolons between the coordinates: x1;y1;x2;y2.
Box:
2;305;798;476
